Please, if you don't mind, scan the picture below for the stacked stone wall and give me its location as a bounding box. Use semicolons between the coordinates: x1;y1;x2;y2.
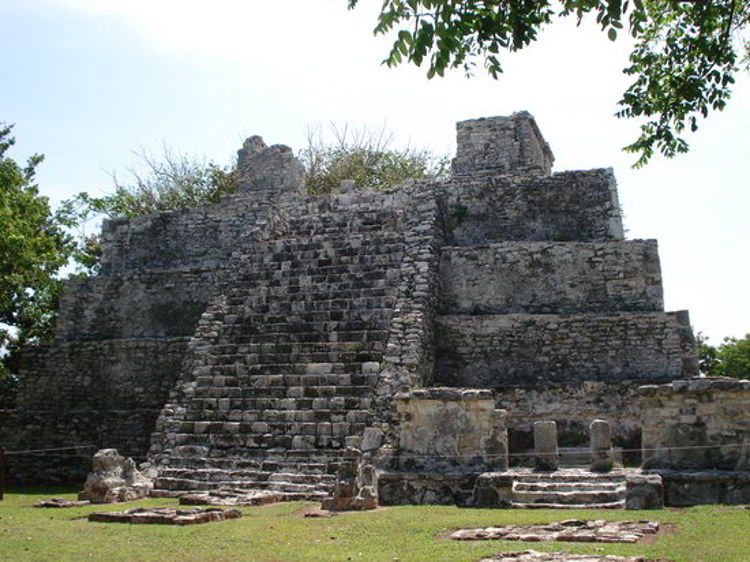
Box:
6;339;188;483
453;112;554;176
441;169;624;246
99;192;275;274
640;378;750;470
435;312;691;387
56;269;226;341
439;240;663;315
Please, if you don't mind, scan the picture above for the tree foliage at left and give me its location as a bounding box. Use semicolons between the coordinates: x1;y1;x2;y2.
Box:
0;124;79;404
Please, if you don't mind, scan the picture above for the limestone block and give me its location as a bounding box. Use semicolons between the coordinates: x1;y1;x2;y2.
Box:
82;449;153;504
473;472;514;508
590;419;614;472
361;428;383;451
625;474;664;510
395;388;508;472
235;136;304;193
534;421;559;471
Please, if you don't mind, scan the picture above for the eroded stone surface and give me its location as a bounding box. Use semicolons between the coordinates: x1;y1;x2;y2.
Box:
88;506;241;525
480;551;649;562
82;449;153;504
394;388;508;472
179;490;281;506
34;498;90;508
450;520;659;543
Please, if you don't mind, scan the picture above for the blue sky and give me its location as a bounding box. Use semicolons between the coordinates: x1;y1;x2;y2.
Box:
2;0;748;343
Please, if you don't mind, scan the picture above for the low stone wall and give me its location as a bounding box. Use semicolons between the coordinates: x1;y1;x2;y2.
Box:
640;378;750;470
440;168;623;246
439;240;663;315
654;469;750;506
435;312;693;387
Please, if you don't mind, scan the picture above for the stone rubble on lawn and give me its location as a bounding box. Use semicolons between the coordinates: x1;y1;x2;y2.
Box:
88;506;241;525
450;519;659;543
480;551;649;562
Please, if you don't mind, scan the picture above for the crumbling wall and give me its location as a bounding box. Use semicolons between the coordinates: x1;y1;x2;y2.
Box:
435;311;692;387
641;378;750;470
452;112;554;176
439;240;663;315
394;388;507;472
441;169;624;246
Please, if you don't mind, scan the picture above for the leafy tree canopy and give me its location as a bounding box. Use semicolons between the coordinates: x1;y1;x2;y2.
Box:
0;124;80;403
348;0;750;167
697;333;750;379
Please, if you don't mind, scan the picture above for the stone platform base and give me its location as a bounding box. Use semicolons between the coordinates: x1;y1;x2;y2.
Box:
377;469;664;510
652;470;750;506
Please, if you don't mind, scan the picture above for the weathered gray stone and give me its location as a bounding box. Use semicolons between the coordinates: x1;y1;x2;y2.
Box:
625;474;663;510
640;377;750;471
451;519;659;543
480;553;648;562
534;421;559;471
236;136;304;193
2;111;700;507
453;112;554;176
82;449;153;504
395;389;508;472
590;419;614;472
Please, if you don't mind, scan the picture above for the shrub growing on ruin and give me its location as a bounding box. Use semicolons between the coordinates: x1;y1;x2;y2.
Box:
301;123;449;194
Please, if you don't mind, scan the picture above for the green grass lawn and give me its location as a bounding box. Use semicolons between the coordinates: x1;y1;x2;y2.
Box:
0;487;748;561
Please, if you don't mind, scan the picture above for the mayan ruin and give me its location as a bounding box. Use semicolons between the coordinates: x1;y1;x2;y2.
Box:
2;111;748;510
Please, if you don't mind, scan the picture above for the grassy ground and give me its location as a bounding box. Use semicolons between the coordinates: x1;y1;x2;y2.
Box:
0;487;748;561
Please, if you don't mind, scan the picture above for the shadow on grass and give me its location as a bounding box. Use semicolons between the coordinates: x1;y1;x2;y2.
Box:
2;485;81;497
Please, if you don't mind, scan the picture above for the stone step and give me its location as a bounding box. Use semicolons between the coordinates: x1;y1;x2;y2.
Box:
240;244;405;262
196;363;378;377
511;487;625;505
224;310;392;324
227;299;396;315
154;476;334;496
512;471;626;484
189;385;374;400
511;500;626;510
513;481;624;492
162;455;342;471
223;330;388;345
182;408;371;425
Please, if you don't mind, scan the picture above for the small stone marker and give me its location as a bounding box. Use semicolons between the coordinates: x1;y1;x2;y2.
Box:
88;506;241;525
590;419;614;472
534;421;559;471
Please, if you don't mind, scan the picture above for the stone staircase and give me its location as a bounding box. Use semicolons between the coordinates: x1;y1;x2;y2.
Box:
150;194;414;497
510;470;626;509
